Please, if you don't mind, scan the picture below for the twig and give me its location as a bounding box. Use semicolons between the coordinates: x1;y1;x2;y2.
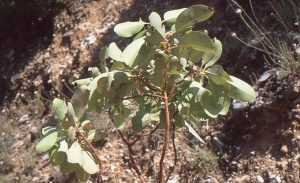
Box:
164;121;177;183
76;127;104;183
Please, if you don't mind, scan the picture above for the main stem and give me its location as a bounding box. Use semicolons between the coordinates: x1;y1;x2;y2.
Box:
159;90;171;183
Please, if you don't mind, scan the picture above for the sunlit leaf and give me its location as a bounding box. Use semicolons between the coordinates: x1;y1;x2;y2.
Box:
108;42;122;61
68;126;76;142
97;73;116;99
164;8;186;27
205;65;227;85
227;75;256;102
178;31;214;53
81;150;99;174
185;122;205;143
175;5;214;34
114;21;146;37
53;99;67;121
36;126;59;153
67;141;83;165
204;38;222;68
61;102;77;129
149;12;165;36
72;78;93;88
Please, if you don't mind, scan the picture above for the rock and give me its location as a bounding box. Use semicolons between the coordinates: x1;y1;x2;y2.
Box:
235;175;250;182
275;176;281;183
257;175;264;183
18;114;29;124
42;154;49;161
257;69;276;84
30;126;40;134
280;145;288;154
211;137;225;150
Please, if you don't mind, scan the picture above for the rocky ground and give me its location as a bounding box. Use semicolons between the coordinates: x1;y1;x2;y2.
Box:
1;0;300;182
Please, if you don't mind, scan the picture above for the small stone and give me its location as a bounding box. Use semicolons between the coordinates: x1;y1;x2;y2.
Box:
257;175;264;182
42;153;49;161
280;145;288;154
235;175;250;182
18;114;29;123
275;176;281;183
30;126;40;134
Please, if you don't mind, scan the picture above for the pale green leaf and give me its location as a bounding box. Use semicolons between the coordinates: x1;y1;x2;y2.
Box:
72;78;93;88
227;75;256;102
51;149;66;165
163;8;186;27
87;75;106;112
114;21;146;37
121;100;133;118
36;126;59;153
178;31;214;53
121;37;147;68
204;38;222;68
67;141;83;165
97;73;116;99
89;67;100;78
202;81;230;117
70;85;90;120
99;47;109;73
108;42;122;61
205;65;227;85
189;81;210;100
61;102;77;129
81;120;95;131
81;150;99;174
116;82;135;98
175;5;214;34
133;29;147;41
185;122;205;143
57;138;69;153
68;126;76;142
149;12;165;36
53;98;67;121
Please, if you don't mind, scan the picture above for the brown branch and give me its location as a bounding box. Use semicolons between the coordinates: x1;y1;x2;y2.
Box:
76;127;104;183
164;120;177;183
137;71;163;92
117;129;146;183
168;71;192;99
121;93;164;100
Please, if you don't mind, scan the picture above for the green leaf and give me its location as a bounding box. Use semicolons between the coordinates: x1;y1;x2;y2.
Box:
87;75;106;112
163;8;186;27
61;102;77;129
149;12;165;36
175;114;185;129
121;37;147;68
72;78;93;88
36;126;59;153
99;47;109;73
108;42;122;61
57;138;69;153
132;111;152;132
178;31;214;53
60;158;77;174
70;85;90;120
204;38;222;68
75;165;89;182
114;113;126;129
202;81;230;117
189;81;210;100
227;75;256;102
133;29;147;41
189;49;205;63
116;82;135;98
114;21;146;37
175;5;214;34
87;129;108;142
53;98;67;121
89;67;101;78
97;73;116;99
67;141;83;165
185;122;205;143
205;65;227;85
81;150;99;174
121;100;133;118
50;147;66;165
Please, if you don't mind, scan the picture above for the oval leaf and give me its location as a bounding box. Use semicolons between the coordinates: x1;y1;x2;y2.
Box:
178;31;214;53
108;42;122;61
175;5;214;34
132;111;152;132
36;126;59;153
227;75;256;102
114;21;146;37
70;85;90;120
53;99;67;121
67;141;83;165
164;8;186;27
81;150;99;174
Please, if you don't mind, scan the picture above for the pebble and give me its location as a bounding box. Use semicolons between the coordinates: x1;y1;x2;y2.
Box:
280;145;288;154
257;175;264;182
30;126;40;134
235;175;250;182
18;114;29;123
42;153;49;161
275;176;281;183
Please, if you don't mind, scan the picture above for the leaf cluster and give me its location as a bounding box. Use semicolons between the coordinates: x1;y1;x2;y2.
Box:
36;4;256;181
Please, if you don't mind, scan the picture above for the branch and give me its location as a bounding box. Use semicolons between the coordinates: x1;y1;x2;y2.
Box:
76;127;104;183
164;120;177;183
